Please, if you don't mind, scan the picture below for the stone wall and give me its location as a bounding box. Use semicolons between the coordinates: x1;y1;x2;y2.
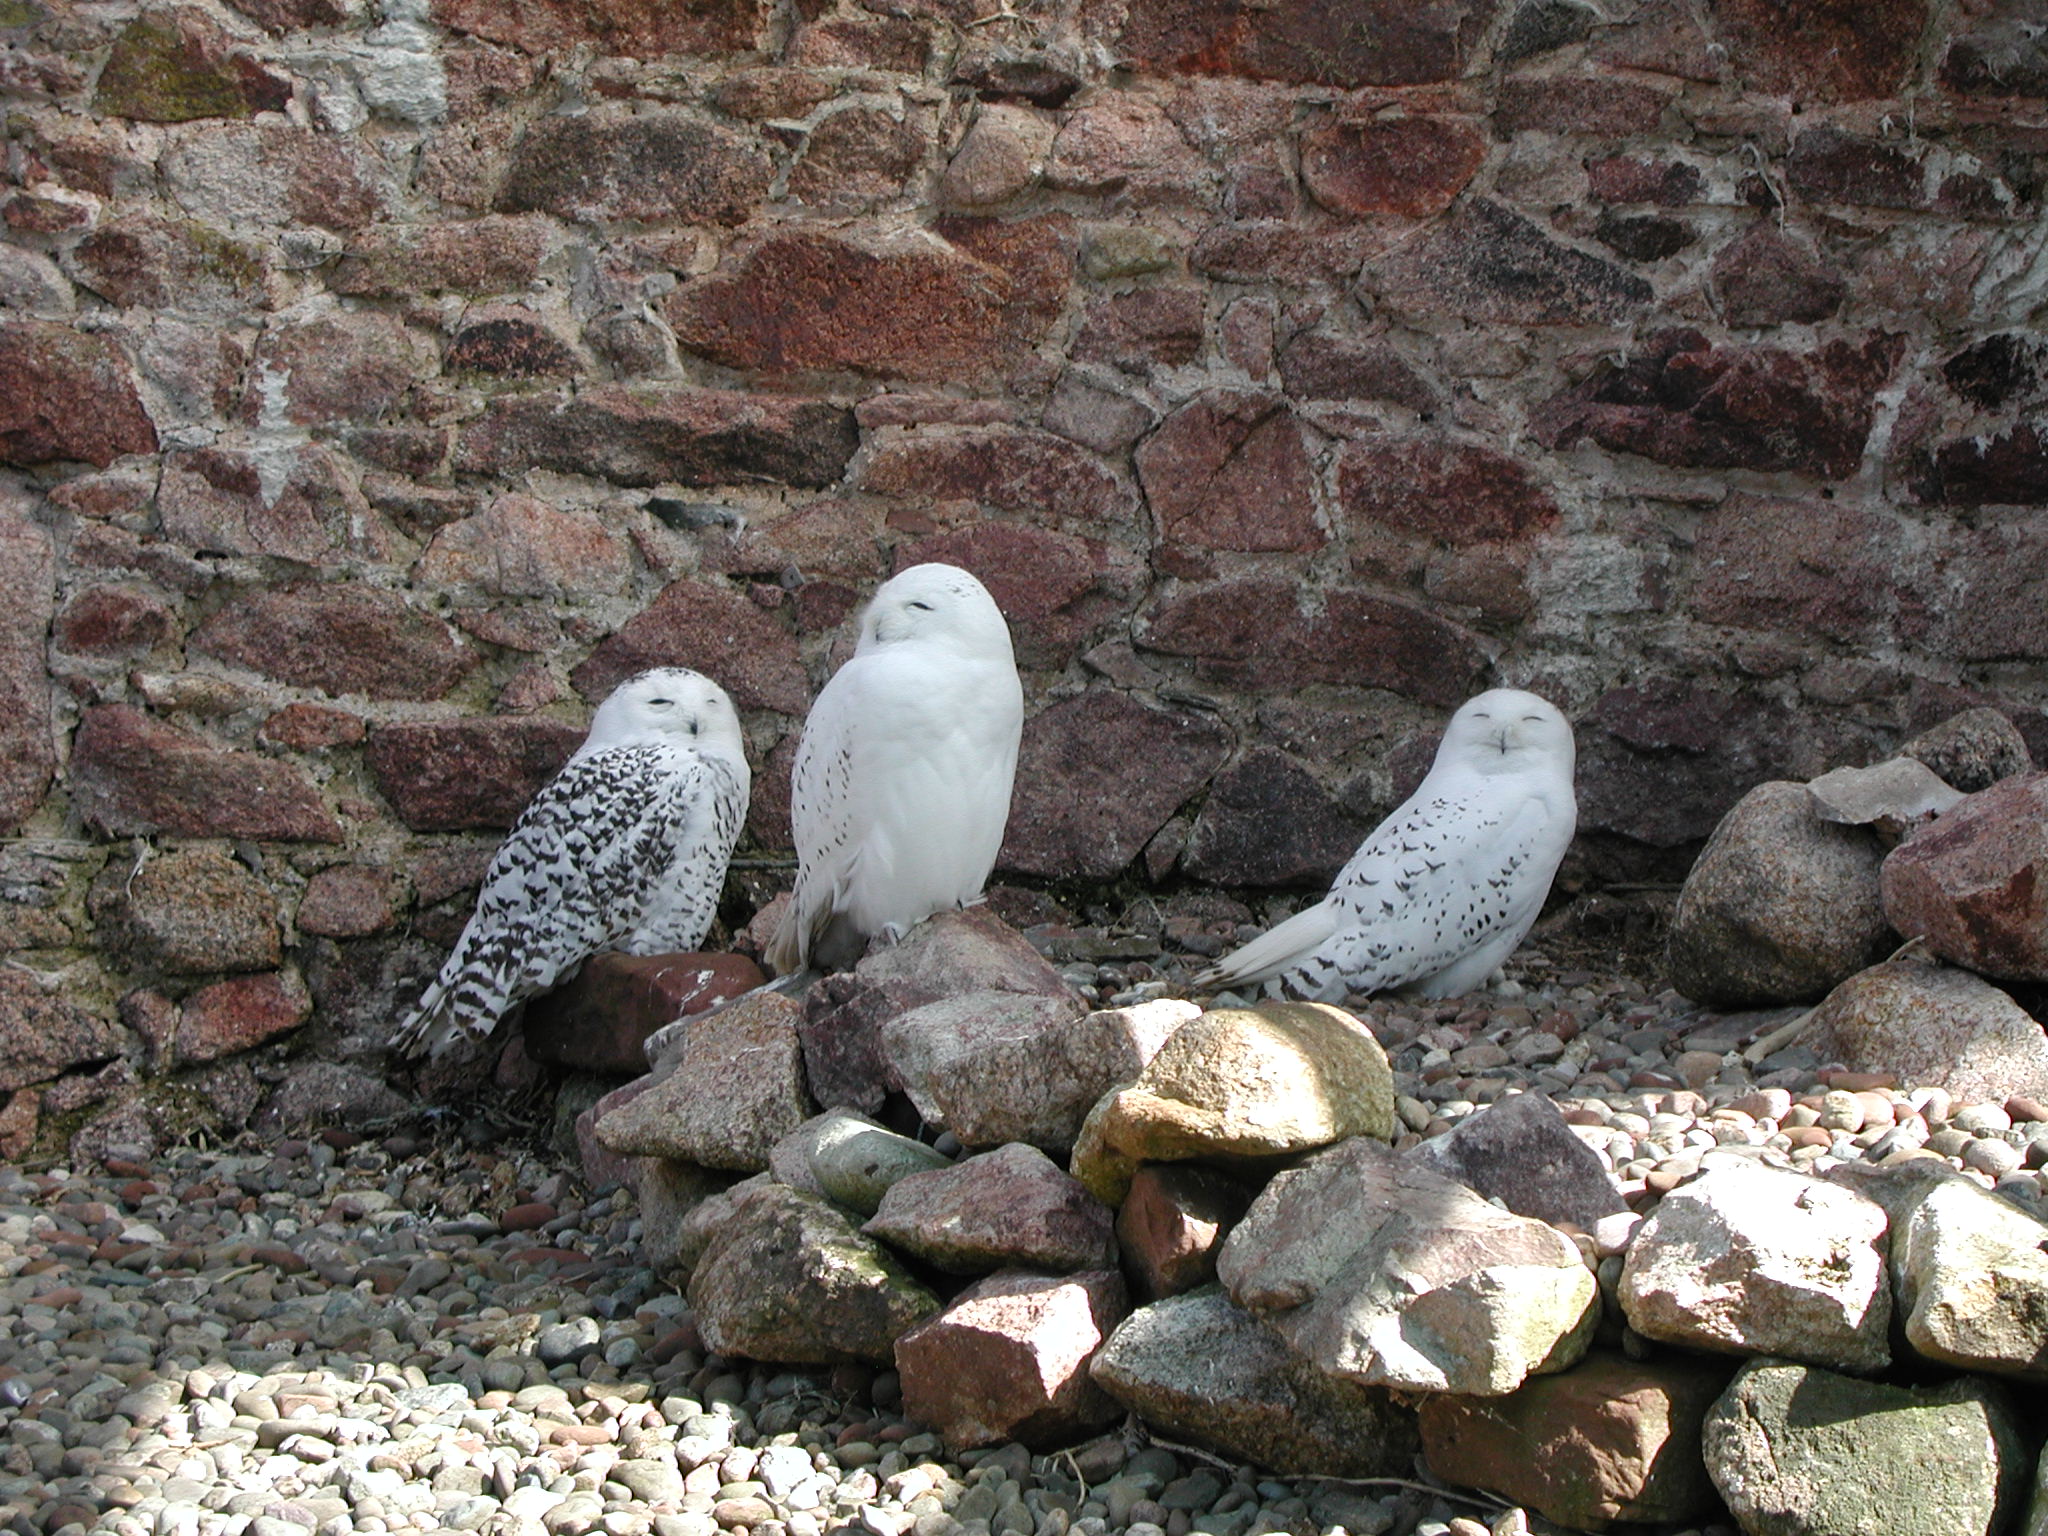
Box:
2;0;2046;1122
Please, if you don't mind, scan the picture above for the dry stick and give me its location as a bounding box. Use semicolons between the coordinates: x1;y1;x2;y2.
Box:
1740;934;1929;1065
1137;1429;1510;1517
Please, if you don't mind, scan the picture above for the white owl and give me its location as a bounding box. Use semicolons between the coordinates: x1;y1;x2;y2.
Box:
765;563;1024;976
1197;689;1577;1003
392;667;751;1061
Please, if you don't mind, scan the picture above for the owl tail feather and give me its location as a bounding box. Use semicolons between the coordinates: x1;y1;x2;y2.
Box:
389;956;513;1062
1194;899;1339;993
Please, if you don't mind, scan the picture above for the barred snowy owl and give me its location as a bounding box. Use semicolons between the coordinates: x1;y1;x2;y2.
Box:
392;668;751;1060
1198;689;1576;1003
765;563;1023;976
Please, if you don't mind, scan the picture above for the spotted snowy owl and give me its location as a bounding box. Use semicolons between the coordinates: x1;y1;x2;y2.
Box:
1198;689;1577;1003
392;668;751;1061
765;563;1024;976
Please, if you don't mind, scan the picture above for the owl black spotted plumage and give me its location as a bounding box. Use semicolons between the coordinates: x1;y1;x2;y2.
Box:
392;668;751;1061
1197;689;1577;1003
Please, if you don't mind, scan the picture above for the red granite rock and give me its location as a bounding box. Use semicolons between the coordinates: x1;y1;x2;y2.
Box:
89;847;282;976
865;1143;1118;1274
0;501;55;835
895;1269;1128;1451
0;1090;36;1160
1138;392;1323;553
1496;76;1673;137
1532;328;1905;479
162;122;391;231
158;445;394;565
1710;222;1846;326
1335;436;1558;546
175;971;313;1065
496;109;770;225
242;311;430;428
1045;96;1211;203
67;214;270;313
418;493;633;600
0;973;126;1095
93;8;291;122
941;104;1056;208
1688;495;1906;644
1712;0;1926;102
787;13;931;70
327;214;555;298
1881;772;2048;982
1587;155;1705;206
259;703;366;752
225;0;351;33
1277;334;1439;410
895;523;1140;671
1002;692;1233;881
1300;116;1486;218
1190;221;1381;287
788;106;926;207
522;952;769;1075
1182;748;1371;887
1117;1163;1255;1302
364;717;585;832
191;586;477;701
1109;0;1497;85
1785;127;1926;209
73;706;343;843
1370;200;1651;325
445;310;579;378
0;321;158;468
1140;579;1490;707
1419;1350;1730;1529
571;577;807;715
859;426;1133;537
454;384;855;491
432;0;765;55
1073;287;1206;373
297;865;409;940
1915;424;2048;510
667;228;1060;384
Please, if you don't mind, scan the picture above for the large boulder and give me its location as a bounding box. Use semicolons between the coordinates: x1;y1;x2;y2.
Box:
1703;1359;2030;1536
1900;708;2033;794
1893;1174;2048;1382
1618;1164;1891;1374
864;1143;1117;1274
1667;781;1896;1007
1806;954;2048;1106
521;953;766;1075
1115;1163;1255;1302
1071;1002;1394;1205
1091;1287;1419;1478
1409;1087;1629;1231
1217;1135;1599;1396
1882;771;2048;983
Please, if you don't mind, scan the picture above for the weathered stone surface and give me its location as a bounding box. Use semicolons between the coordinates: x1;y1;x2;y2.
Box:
454;385;857;492
1276;333;1438;409
1619;1165;1892;1373
941;104;1056;208
1419;1351;1731;1531
1300;116;1486;218
1881;773;2048;982
0;972;126;1095
521;953;767;1076
1110;0;1498;85
191;586;475;702
1116;1164;1253;1302
1894;1174;2048;1382
88;848;280;977
1181;749;1370;888
1137;391;1321;552
1218;1135;1598;1396
67;215;269;315
244;310;430;427
1003;693;1231;881
73;706;343;843
250;1060;412;1138
768;1108;951;1218
445;309;579;378
0;498;54;834
669;228;1063;384
786;13;930;71
1141;580;1489;708
1371;200;1651;325
418;493;632;600
1687;494;1905;643
1074;287;1206;373
364;717;584;832
327;215;555;299
94;8;291;122
858;425;1132;537
1412;1089;1628;1231
689;1182;940;1364
787;106;925;208
433;0;764;56
54;585;173;658
175;970;312;1065
1496;75;1672;136
1711;221;1845;326
295;864;406;940
159;445;392;565
1703;1360;2028;1536
633;1155;734;1278
894;522;1139;671
1933;518;2048;663
1335;436;1558;545
1714;0;1927;103
163;123;391;231
882;993;1186;1156
1901;708;2033;795
1812;955;2048;1128
594;991;809;1172
571;577;807;716
1668;781;1897;1008
1808;757;1963;832
799;908;1082;1113
496;110;769;225
1072;1002;1393;1205
1093;1287;1418;1477
1534;328;1904;479
1045;96;1210;203
865;1143;1116;1274
895;1269;1126;1451
0;320;158;467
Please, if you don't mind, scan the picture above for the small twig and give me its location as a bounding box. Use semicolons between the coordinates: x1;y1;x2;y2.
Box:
1742;935;1928;1064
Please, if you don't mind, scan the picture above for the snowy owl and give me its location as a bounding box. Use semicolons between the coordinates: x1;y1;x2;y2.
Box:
392;668;751;1061
764;563;1024;976
1197;689;1576;1003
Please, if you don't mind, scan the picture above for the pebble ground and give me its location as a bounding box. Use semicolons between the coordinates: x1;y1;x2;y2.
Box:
7;909;2046;1536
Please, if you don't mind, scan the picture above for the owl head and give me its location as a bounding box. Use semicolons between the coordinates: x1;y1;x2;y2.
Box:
1436;688;1576;778
584;668;746;760
858;562;1015;659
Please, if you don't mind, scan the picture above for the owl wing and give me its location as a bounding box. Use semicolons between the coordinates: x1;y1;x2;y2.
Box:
765;665;868;975
393;743;716;1060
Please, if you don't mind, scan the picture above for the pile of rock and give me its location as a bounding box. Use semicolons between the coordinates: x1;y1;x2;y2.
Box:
563;908;2048;1536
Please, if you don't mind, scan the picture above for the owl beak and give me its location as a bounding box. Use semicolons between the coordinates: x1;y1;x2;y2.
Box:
1493;729;1513;755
